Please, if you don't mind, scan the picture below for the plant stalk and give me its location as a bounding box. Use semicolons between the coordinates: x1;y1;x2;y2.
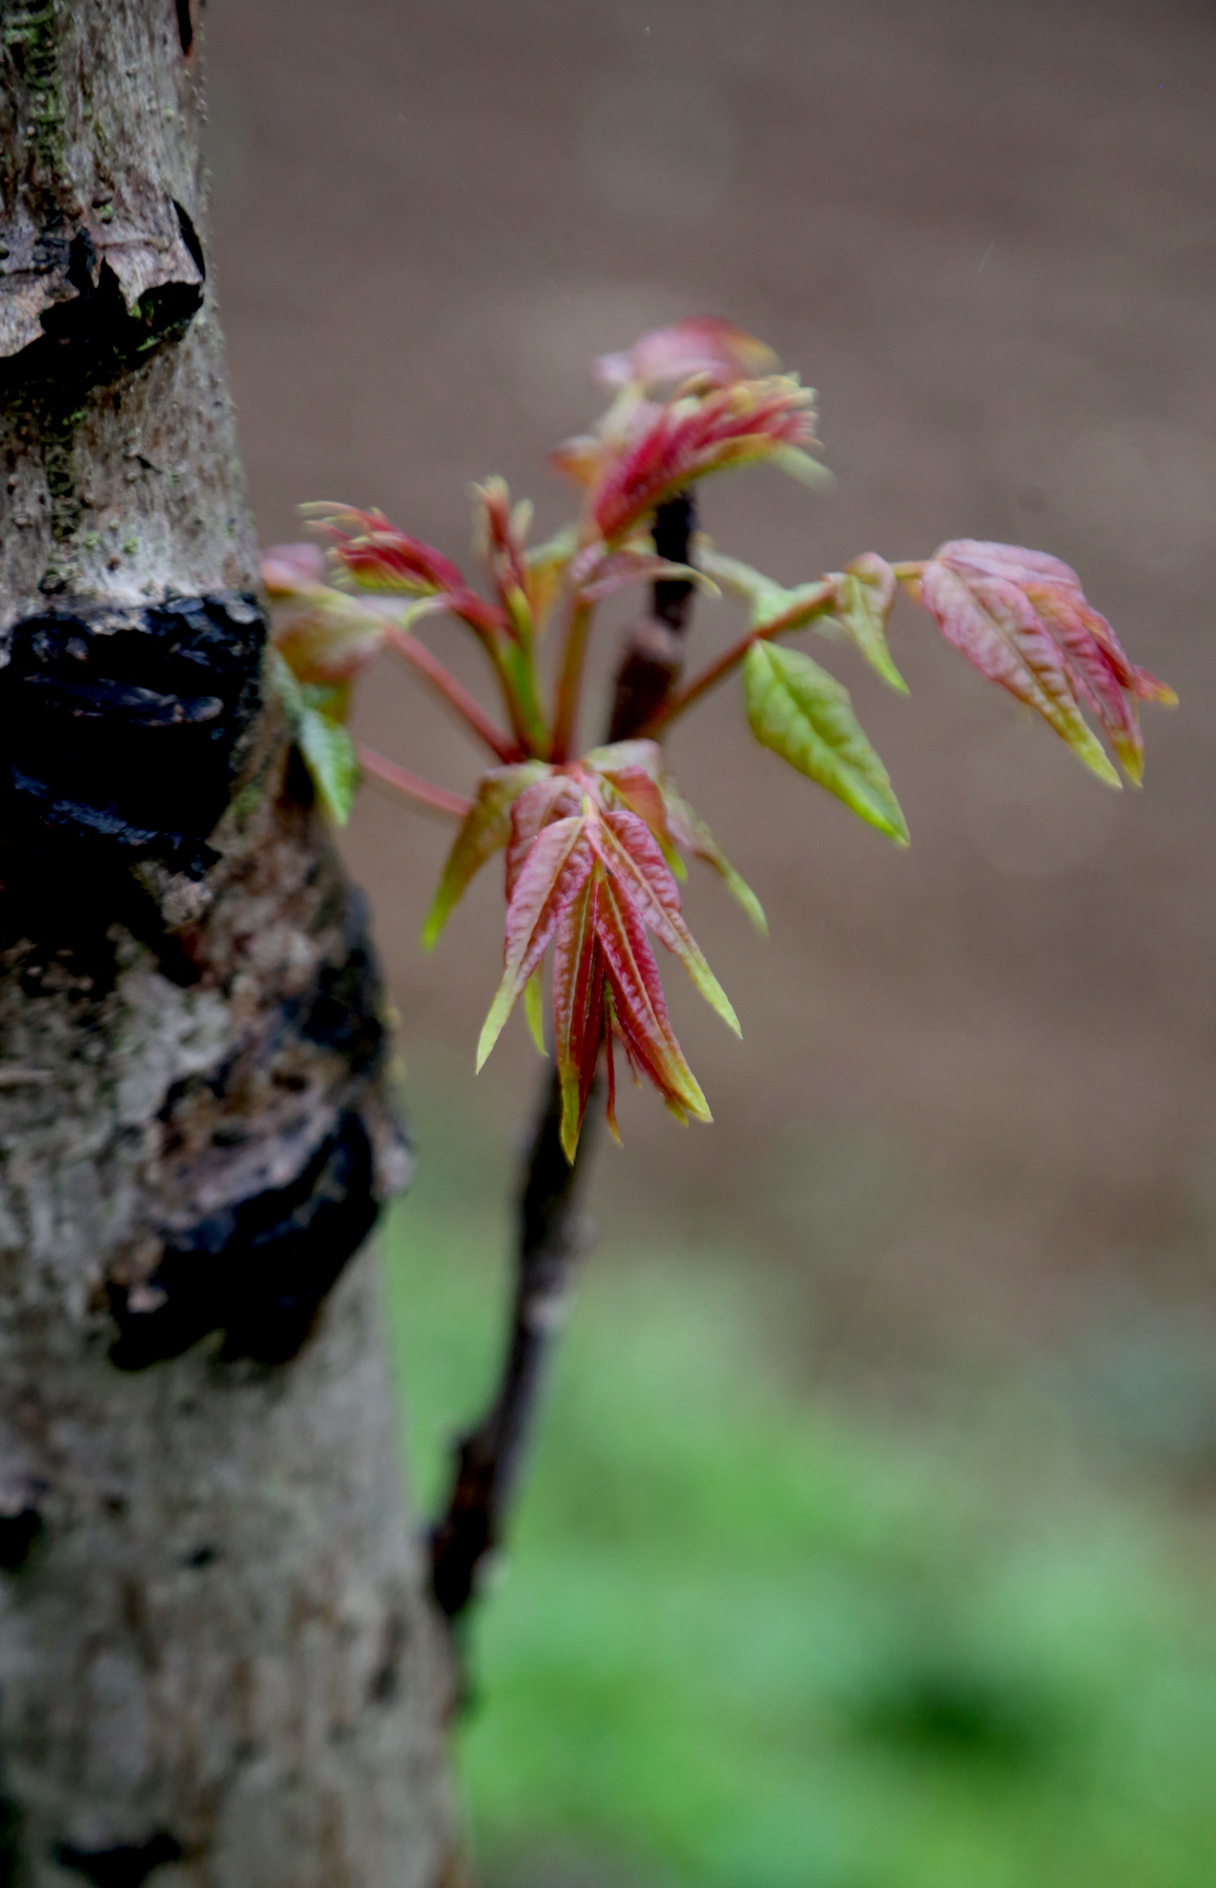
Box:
429;490;700;1626
549;595;594;762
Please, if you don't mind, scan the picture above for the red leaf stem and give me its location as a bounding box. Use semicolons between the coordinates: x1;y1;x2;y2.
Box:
384;625;520;763
550;596;593;763
357;745;473;820
637;579;835;736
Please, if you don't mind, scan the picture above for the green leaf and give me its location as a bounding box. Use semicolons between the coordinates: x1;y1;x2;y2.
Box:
696;550;792;623
695;550;833;638
422;761;550;949
269;649;359;824
770;444;834;490
743;641;909;845
660;789;768;935
828;555;908;693
297;704;359;825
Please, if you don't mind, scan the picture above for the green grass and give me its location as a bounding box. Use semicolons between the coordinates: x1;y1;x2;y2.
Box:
385;1196;1216;1888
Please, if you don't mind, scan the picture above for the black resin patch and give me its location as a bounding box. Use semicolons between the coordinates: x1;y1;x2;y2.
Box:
288;885;387;1078
0;592;265;882
0;1508;43;1574
108;1109;380;1371
0;222;204;403
55;1832;183;1888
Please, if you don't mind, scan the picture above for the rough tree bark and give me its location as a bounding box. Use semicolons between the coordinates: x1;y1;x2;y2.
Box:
0;5;458;1883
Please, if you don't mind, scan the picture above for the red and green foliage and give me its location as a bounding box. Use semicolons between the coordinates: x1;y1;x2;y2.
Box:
265;318;1174;1162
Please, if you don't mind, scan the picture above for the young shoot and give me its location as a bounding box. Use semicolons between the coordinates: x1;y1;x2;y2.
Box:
266;316;1175;1166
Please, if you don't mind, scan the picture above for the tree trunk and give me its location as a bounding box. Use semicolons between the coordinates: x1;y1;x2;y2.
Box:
0;5;458;1882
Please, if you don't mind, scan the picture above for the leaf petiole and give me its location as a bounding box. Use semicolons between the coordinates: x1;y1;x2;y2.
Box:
550;595;594;762
383;624;520;762
357;745;473;820
637;580;836;737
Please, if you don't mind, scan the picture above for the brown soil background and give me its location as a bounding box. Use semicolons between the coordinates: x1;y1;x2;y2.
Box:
207;0;1216;1394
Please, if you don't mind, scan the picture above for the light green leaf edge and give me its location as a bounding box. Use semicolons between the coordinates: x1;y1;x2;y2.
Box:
830;570;909;694
421;761;550;950
662;789;768;936
524;968;547;1056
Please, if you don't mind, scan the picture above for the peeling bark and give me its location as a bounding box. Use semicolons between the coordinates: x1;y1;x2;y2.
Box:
0;5;458;1882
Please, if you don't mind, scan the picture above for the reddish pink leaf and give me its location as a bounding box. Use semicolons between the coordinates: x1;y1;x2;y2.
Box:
506;775;584;896
480;759;741;1155
593;867;710;1125
503;818;594;984
553;871;607;1160
311;505;505;639
262;542;326;596
594;318;779;393
919;540;1175;785
594;812;740;1035
477;817;593;1070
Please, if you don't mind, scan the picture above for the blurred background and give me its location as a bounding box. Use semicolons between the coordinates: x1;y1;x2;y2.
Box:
207;3;1216;1882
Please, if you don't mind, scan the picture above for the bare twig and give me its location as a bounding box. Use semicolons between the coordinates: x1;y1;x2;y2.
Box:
429;1070;600;1621
429;490;700;1626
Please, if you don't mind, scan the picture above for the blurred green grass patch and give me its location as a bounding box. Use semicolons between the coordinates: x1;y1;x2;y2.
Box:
385;1188;1216;1888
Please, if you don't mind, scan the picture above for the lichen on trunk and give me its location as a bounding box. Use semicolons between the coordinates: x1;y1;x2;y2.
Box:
0;4;458;1881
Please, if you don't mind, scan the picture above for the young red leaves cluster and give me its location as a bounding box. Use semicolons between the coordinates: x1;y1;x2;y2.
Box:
552;315;826;567
264;313;1176;1161
424;744;759;1159
589;378;822;548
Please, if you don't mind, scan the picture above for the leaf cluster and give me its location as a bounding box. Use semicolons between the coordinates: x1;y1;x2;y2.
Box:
265;318;1175;1160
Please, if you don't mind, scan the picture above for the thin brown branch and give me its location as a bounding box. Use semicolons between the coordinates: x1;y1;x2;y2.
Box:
429;1068;600;1622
